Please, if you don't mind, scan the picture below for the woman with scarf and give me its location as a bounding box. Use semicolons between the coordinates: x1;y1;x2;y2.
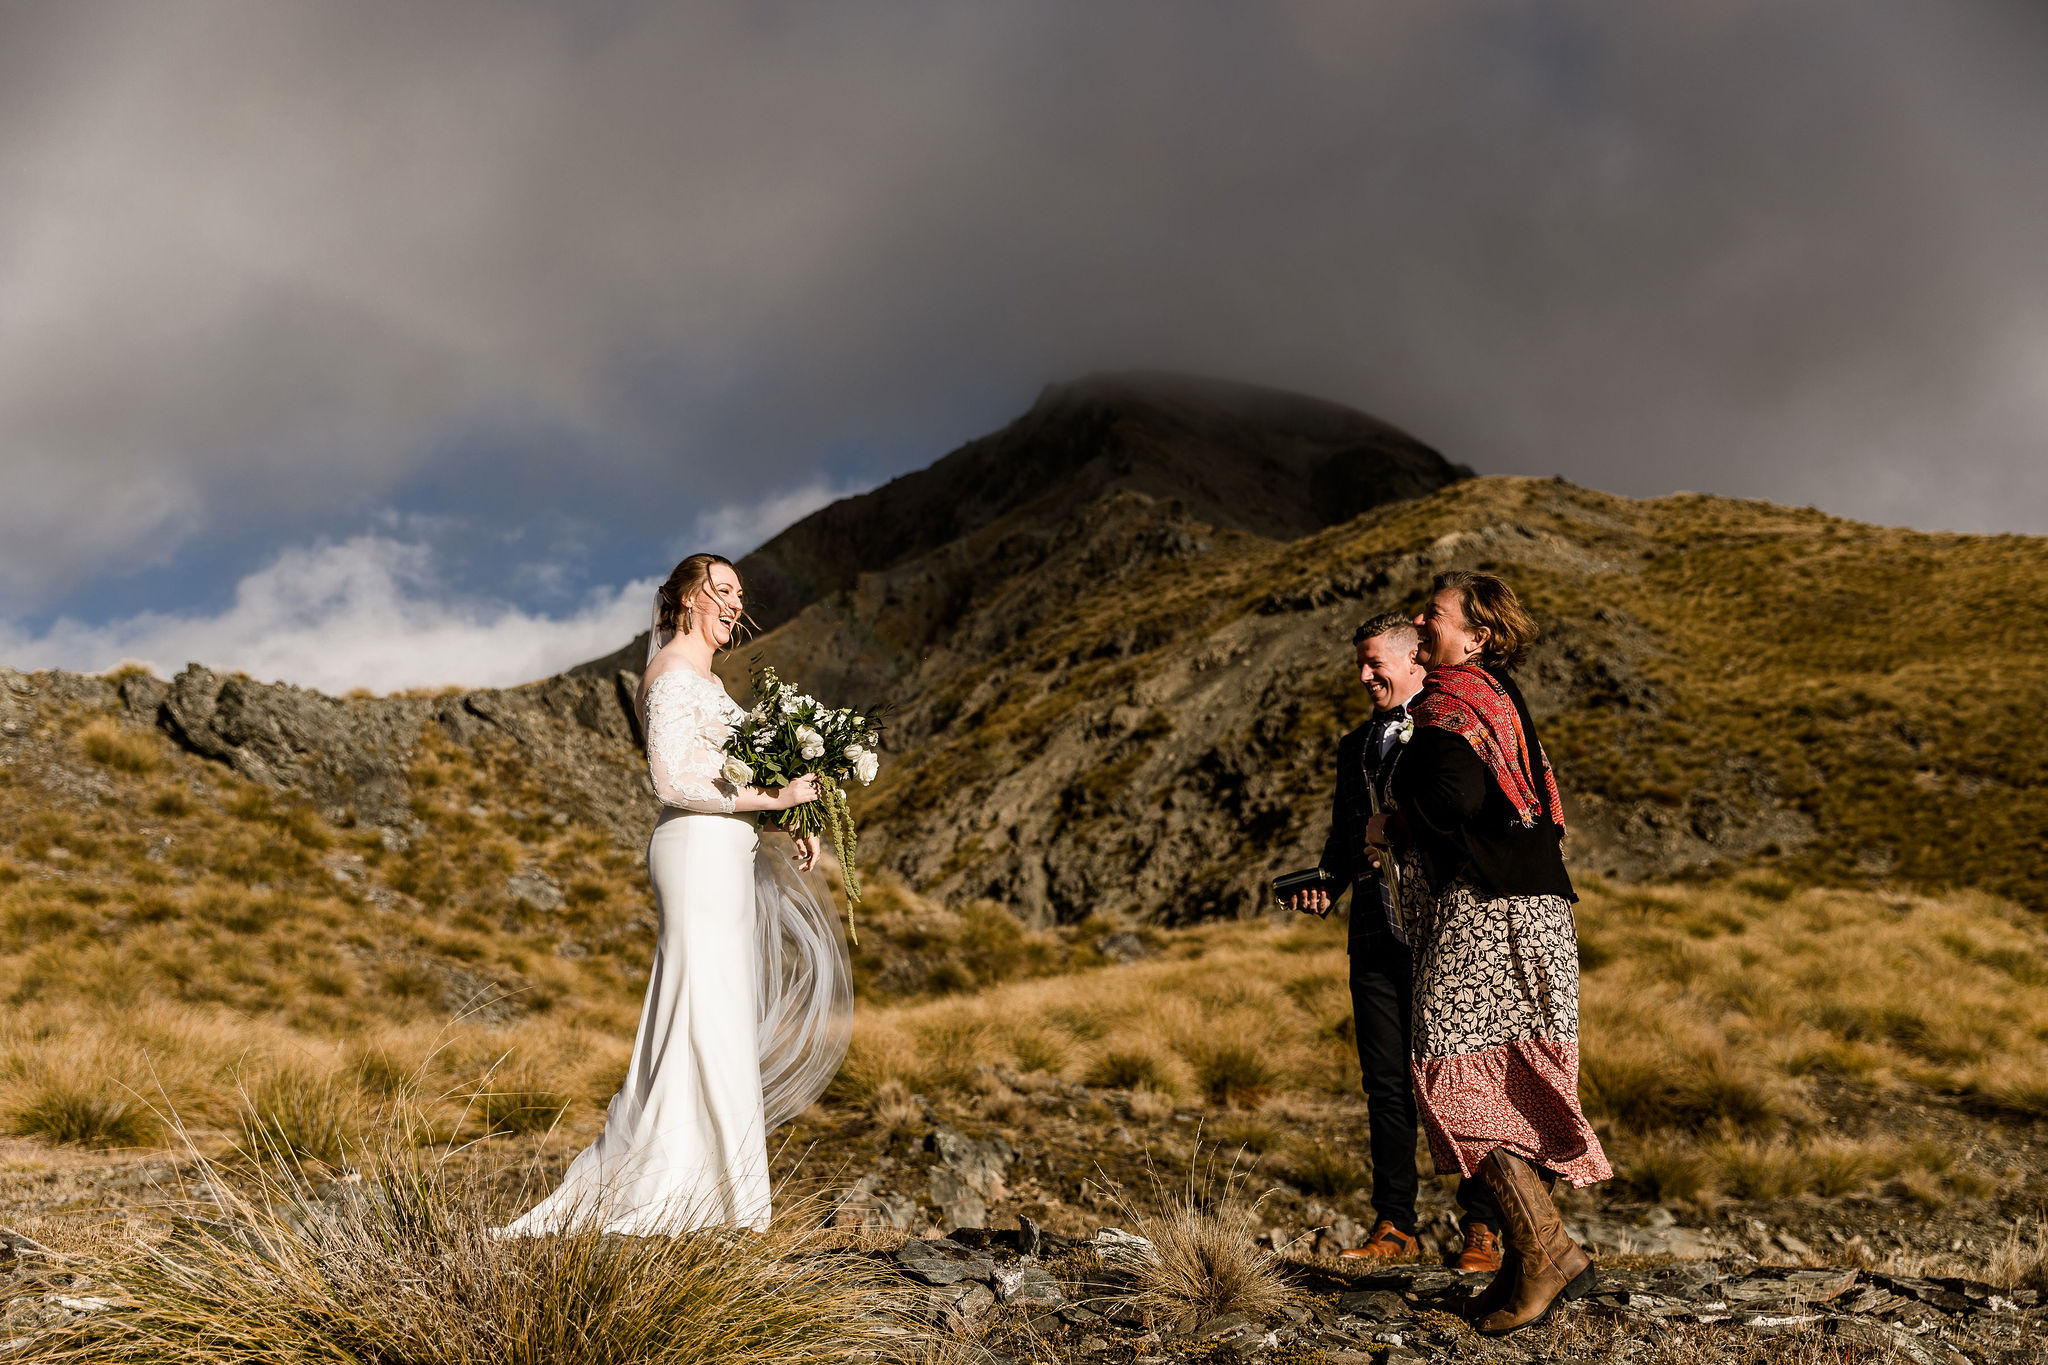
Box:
1377;570;1611;1336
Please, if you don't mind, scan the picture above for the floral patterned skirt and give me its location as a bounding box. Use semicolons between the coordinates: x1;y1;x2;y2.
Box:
1404;871;1612;1188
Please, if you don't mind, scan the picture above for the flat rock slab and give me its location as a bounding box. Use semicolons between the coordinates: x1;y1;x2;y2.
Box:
1337;1289;1414;1320
991;1263;1065;1307
1568;1215;1743;1260
891;1238;997;1287
1343;1267;1464;1300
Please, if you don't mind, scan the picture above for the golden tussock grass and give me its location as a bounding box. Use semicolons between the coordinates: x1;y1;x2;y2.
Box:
9;697;2048;1299
1106;1157;1292;1329
1569;875;2048;1204
833;872;2048;1212
8;1122;929;1365
1;711;656;1156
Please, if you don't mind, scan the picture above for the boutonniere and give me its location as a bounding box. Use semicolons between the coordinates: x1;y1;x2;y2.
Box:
1396;716;1415;745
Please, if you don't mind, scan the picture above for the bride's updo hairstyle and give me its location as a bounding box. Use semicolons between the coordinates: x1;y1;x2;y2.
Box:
1431;569;1538;669
657;553;738;640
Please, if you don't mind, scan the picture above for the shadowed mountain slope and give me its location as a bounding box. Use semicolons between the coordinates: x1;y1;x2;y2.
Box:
737;476;2048;922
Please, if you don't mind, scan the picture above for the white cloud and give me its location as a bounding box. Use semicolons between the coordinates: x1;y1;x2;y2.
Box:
689;478;874;560
0;535;655;695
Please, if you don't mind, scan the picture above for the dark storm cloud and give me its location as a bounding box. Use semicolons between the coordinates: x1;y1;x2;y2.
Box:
3;0;2045;617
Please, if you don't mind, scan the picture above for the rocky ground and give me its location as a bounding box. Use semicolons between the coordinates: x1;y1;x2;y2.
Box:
879;1228;2045;1364
6;1080;2043;1363
6;1198;2041;1364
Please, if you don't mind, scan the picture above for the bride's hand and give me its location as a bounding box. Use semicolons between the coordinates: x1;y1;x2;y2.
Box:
778;774;822;809
791;833;821;872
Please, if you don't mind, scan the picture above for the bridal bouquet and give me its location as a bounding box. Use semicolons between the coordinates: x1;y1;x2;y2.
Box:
722;665;883;937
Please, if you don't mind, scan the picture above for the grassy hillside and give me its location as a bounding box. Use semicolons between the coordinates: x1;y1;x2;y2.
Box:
3;689;2045;1274
798;476;2048;918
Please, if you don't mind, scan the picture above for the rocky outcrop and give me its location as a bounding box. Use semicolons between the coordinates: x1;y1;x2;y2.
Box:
9;660;654;846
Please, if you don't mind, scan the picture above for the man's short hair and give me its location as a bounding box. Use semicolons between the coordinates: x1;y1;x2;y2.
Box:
1353;611;1421;649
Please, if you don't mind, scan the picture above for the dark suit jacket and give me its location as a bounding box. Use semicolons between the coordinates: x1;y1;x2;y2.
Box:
1317;712;1407;954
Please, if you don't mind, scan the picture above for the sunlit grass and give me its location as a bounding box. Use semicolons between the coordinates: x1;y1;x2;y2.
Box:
8;1123;925;1365
6;692;2046;1231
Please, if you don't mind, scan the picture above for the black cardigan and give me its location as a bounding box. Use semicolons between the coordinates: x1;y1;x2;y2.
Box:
1390;667;1576;903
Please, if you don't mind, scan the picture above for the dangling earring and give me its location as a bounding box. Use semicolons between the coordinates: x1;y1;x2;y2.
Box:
683;604;695;635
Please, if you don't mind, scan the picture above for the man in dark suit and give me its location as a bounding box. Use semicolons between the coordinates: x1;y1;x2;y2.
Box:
1290;611;1504;1271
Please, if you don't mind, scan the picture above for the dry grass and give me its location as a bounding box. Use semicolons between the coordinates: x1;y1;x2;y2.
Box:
1112;1158;1293;1329
865;1078;924;1143
0;711;650;1158
78;719;163;775
5;1071;162;1149
8;1129;924;1365
7;693;2047;1254
1986;1217;2048;1295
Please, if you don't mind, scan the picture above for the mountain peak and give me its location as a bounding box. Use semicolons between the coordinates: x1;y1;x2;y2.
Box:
732;372;1467;634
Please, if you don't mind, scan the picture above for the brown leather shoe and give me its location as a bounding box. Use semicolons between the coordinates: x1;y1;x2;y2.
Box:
1338;1219;1421;1260
1455;1221;1503;1273
1471;1151;1594;1335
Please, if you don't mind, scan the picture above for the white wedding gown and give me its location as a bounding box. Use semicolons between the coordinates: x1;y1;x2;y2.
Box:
500;666;851;1236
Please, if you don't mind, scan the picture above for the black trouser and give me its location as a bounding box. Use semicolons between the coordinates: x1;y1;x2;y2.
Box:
1349;925;1503;1236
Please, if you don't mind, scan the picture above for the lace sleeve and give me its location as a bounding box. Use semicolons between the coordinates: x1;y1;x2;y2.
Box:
643;671;741;814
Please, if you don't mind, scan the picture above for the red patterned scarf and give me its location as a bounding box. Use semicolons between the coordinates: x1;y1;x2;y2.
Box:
1411;663;1565;832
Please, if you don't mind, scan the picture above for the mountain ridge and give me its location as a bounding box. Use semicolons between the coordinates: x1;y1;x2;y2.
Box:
7;378;2044;924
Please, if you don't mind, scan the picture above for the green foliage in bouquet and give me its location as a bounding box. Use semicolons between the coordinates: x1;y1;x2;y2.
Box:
724;666;883;936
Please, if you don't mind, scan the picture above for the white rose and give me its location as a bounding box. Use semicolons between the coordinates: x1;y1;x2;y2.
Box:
845;743;868;761
721;754;754;785
855;750;879;785
796;727;825;760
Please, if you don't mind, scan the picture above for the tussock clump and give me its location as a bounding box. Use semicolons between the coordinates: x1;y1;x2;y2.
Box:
1087;1049;1173;1093
6;1072;161;1149
1986;1218;2048;1296
468;1070;571;1137
1620;1135;1716;1206
12;1135;922;1365
1184;1041;1277;1108
1963;1065;2048;1120
1714;1138;1809;1203
866;1077;925;1142
235;1064;364;1169
79;719;162;775
1115;1160;1293;1329
1210;1116;1283;1156
1804;1139;1875;1198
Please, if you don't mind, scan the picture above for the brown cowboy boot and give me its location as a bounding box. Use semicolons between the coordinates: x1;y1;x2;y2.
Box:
1338;1219;1421;1260
1472;1150;1594;1335
1461;1174;1552;1320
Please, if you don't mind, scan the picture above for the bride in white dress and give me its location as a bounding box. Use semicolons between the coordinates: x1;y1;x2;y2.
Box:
500;553;853;1236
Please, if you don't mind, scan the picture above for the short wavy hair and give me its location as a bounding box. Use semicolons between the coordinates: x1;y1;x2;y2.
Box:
1430;569;1538;669
1352;611;1421;650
